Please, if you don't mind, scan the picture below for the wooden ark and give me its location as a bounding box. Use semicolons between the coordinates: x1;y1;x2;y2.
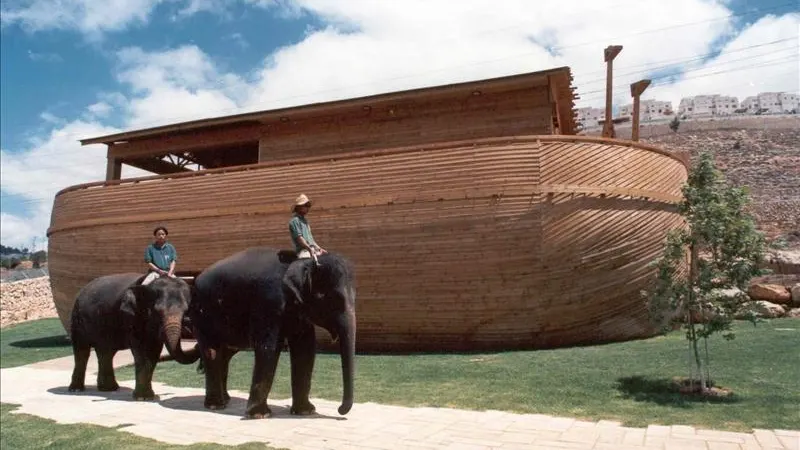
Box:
48;67;689;351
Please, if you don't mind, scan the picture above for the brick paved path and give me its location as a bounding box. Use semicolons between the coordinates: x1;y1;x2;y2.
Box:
1;351;797;450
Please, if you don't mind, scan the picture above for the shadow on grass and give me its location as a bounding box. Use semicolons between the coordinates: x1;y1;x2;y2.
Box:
47;386;345;421
616;376;741;407
9;335;71;349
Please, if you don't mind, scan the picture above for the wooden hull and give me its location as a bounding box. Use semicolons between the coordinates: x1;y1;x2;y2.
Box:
48;136;688;351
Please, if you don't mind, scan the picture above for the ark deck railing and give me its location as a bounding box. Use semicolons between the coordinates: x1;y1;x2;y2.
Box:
56;135;689;197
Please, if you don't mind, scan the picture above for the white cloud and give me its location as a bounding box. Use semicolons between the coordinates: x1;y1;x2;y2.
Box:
86;102;113;118
3;1;798;248
173;0;228;17
0;120;141;250
226;32;249;49
646;13;800;108
39;112;63;124
0;211;48;251
242;0;738;111
27;50;63;62
1;0;164;38
114;45;248;128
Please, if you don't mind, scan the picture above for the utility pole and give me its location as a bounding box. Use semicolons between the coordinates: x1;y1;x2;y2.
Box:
602;45;623;138
630;79;651;142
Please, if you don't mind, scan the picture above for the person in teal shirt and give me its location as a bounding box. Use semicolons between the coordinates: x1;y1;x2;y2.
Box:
142;226;178;285
289;194;327;259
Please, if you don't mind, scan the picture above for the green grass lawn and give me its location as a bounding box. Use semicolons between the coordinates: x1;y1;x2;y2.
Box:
3;317;799;433
120;318;800;432
0;404;282;450
0;318;73;368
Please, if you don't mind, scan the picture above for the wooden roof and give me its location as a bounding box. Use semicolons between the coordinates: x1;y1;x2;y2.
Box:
81;66;577;146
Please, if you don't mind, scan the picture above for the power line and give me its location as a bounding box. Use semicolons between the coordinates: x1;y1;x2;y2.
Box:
3;5;797;169
6;4;796;154
577;38;797;85
4;48;798;180
12;37;798;166
5;60;797;203
577;58;799;104
577;56;799;103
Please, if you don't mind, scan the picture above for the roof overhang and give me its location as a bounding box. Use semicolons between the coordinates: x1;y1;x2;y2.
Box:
80;66;575;146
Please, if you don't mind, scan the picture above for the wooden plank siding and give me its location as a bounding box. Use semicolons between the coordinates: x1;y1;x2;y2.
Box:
48;136;687;351
95;69;573;171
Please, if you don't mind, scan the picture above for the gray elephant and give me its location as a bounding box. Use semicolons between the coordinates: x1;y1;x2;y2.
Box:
68;273;199;400
190;247;356;419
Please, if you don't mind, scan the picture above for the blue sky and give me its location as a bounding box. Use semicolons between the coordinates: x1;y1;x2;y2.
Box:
1;0;798;250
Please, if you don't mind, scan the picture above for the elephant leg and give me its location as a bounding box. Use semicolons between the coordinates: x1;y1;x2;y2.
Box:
246;324;282;419
69;341;90;392
131;343;161;401
202;346;228;410
95;349;119;391
289;322;317;415
220;347;238;405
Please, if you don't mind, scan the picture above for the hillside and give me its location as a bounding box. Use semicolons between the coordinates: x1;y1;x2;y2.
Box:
589;116;799;240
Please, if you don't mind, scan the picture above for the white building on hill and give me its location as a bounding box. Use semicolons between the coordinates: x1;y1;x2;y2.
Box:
678;95;739;118
741;92;799;114
617;99;673;121
576;107;605;129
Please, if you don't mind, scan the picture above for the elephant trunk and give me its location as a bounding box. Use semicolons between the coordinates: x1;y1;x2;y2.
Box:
162;312;199;365
336;309;356;415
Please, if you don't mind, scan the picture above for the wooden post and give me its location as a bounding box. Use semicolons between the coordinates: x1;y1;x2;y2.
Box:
602;45;623;138
548;75;564;134
630;79;651;142
105;144;122;181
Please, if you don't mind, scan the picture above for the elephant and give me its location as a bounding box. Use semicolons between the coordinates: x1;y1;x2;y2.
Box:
68;273;199;400
190;247;357;419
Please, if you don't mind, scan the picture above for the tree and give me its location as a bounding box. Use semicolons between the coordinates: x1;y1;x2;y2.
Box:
669;116;681;133
646;151;766;393
31;250;47;269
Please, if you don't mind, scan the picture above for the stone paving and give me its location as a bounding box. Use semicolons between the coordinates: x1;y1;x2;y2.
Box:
1;351;798;450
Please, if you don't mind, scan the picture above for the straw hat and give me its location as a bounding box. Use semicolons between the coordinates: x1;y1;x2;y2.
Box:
294;194;311;207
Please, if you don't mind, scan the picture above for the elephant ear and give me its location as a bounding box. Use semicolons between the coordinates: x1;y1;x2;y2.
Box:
282;260;314;308
120;285;154;318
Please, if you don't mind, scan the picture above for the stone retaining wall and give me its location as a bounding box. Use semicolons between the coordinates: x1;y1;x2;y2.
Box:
0;277;58;328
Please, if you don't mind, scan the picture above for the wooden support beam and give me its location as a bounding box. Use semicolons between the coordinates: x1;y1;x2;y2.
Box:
629;79;651;142
602;45;623;139
258;133;270;163
123;157;193;175
105;145;122;181
548;75;564;135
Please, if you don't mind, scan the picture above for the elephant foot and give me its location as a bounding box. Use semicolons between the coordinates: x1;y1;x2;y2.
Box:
205;398;228;411
132;389;159;401
290;401;316;416
68;383;85;392
245;403;272;419
97;381;120;392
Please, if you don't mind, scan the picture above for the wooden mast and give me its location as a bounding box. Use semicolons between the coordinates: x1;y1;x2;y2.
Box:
602;45;623;138
630;79;651;142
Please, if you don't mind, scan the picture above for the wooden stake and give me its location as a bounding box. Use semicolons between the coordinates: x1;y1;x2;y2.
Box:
602;45;623;138
630;79;651;142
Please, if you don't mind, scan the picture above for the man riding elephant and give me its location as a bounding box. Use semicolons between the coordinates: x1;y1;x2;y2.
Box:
289;194;327;260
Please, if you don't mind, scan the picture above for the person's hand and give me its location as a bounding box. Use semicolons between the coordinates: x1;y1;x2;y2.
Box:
158;269;167;276
318;247;327;254
167;271;174;277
